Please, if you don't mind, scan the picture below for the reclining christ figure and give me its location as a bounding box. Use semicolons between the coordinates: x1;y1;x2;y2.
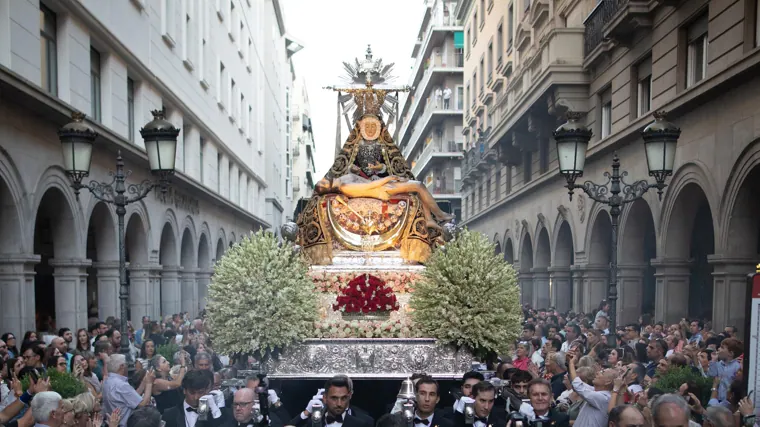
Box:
314;165;455;230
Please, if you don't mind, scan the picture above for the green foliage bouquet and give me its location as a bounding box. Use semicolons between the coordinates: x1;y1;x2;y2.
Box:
655;366;713;406
206;231;318;359
21;370;87;399
410;229;522;359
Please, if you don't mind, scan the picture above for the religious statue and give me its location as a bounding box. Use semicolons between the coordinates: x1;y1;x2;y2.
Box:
295;46;455;265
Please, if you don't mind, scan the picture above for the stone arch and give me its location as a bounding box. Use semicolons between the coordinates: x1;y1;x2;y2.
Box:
618;199;657;324
33;185;83;332
30;166;86;258
658;165;716;322
85;202;118;320
159;221;179;267
229;231;237;247
198;223;212;269
215;228;227;261
552;215;575;312
125;212;150;264
518;223;534;306
493;233;502;254
583;207;612;313
158;219;180;316
180;227;196;315
504;236;515;265
0;147;28;253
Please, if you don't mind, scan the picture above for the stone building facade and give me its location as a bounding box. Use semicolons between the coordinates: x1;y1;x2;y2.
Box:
0;0;297;337
457;0;760;331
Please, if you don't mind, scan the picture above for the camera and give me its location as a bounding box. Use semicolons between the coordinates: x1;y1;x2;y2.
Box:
507;412;548;427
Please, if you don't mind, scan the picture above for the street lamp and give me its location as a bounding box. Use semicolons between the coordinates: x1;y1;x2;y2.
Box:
553;111;680;345
59;109;179;371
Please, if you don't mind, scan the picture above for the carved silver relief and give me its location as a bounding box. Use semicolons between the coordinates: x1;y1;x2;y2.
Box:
261;339;472;379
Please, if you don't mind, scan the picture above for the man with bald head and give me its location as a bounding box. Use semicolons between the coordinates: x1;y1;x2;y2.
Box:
225;388;283;427
567;348;615;427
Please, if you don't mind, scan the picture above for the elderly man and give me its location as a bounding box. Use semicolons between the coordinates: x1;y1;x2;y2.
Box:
194;352;213;371
127;407;163;427
519;379;569;426
225;388;284;427
651;394;691;427
567;348;615;427
31;391;64;427
608;405;646;427
102;354;154;426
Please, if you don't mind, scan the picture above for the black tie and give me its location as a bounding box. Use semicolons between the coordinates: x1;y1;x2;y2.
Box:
186;407;198;413
414;418;430;425
475;417;488;424
326;414;344;424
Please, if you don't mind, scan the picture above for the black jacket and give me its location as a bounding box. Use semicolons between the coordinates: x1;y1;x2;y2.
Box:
392;410;454;427
452;410;506;427
288;412;373;427
531;409;570;427
162;404;229;427
218;409;285;427
346;406;374;427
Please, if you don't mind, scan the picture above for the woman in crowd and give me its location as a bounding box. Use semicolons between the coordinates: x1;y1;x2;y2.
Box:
513;341;532;371
136;339;156;372
7;358;23;380
22;331;37;342
1;333;17;358
150;353;187;413
73;328;91;354
42;345;61;367
47;354;68;374
607;347;634;368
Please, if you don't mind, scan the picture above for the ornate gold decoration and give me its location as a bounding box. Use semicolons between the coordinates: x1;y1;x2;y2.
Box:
359;116;382;141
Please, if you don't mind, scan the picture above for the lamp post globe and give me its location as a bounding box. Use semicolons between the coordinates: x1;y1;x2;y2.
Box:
140;108;179;181
553;112;593;199
58;111;98;195
641;111;681;191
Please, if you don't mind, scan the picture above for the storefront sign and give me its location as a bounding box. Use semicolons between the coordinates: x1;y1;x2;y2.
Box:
155;187;200;215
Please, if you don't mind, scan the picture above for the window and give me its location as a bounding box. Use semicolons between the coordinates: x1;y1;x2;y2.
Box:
479;58;485;93
486;178;491;206
495;169;501;201
239;93;245;129
247;38;253;70
217;153;222;192
230;78;236;119
247;105;253;138
466;28;471;49
523;151;532;183
90;47;101;122
229;164;234;202
686;14;708;87
473;12;478;37
40;4;57;95
539;137;549;173
200;137;205;184
636;56;652;116
199;1;208;87
497;24;503;64
600;87;612;138
218;62;226;107
239;21;244;52
508;5;514;48
127;78;135;142
161;0;176;46
480;0;485;26
465;83;470;110
228;1;235;38
487;42;493;81
183;7;196;69
505;166;512;194
457;86;464;110
478;185;483;211
524;0;531;11
472;72;477;105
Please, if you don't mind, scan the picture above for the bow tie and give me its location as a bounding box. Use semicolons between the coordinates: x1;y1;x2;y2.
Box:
326;414;344;424
237;423;253;427
414;418;430;425
186;407;198;413
474;417;489;424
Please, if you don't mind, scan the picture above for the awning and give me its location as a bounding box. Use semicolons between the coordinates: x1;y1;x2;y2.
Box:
454;31;464;48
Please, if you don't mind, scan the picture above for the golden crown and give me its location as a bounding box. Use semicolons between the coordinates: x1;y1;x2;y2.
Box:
345;87;387;118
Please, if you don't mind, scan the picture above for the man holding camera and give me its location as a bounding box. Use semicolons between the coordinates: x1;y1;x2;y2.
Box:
291;376;372;427
517;379;569;427
453;382;506;427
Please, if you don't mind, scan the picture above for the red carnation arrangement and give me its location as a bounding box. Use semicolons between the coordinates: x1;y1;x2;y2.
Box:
333;274;400;314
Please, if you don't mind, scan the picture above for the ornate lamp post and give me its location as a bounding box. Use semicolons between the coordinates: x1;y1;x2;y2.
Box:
59;109;179;371
553;111;681;344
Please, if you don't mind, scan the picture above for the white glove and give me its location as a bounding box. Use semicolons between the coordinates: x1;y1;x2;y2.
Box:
315;388;325;398
268;389;280;405
390;397;407;414
209;390;225;408
305;398;323;414
519;402;536;421
202;394;222;419
453;396;475;414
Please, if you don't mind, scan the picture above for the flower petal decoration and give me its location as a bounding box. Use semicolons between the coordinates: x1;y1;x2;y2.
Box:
332;273;400;314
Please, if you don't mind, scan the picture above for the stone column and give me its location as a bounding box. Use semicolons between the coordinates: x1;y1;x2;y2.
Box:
149;267;162;319
161;266;182;316
531;267;550;309
49;259;91;332
580;265;609;314
518;271;534;306
571;266;584;313
180;268;198;318
0;255;40;337
128;264;158;324
549;266;572;313
93;261;120;321
709;256;756;333
617;264;647;326
652;258;691;324
196;269;213;311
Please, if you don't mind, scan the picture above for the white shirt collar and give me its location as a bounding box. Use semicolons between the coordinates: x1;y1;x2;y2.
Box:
183;401;199;427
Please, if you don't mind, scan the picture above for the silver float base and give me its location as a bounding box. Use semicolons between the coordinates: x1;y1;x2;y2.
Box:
260;338;473;379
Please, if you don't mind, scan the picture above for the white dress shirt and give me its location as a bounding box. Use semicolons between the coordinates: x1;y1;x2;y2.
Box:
183;401;199;427
413;412;434;427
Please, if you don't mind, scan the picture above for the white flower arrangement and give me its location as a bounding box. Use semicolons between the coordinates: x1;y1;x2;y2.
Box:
206;231;319;359
409;229;523;359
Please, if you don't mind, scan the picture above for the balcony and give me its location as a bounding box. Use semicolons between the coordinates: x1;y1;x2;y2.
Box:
584;0;654;66
292;177;301;192
412;140;464;177
398;64;464;147
293;144;300;157
461;143;499;187
402;104;464;159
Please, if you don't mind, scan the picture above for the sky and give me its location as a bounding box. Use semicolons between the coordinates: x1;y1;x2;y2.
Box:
281;0;428;179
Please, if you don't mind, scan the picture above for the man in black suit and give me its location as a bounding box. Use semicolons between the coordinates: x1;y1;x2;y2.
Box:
162;369;227;427
393;377;453;427
441;371;485;421
521;379;569;427
288;376;373;427
452;382;506;427
221;388;284;427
